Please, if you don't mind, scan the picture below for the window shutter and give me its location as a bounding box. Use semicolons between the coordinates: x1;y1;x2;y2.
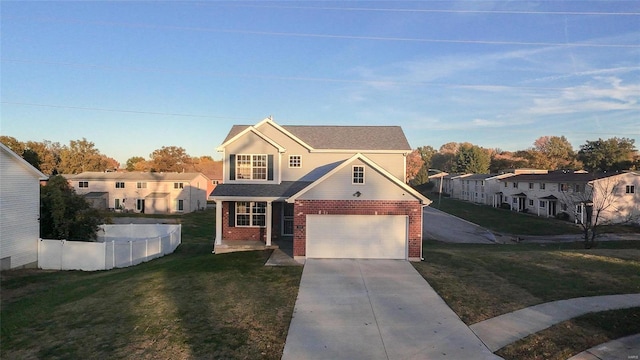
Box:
228;202;235;227
229;154;236;180
267;155;274;181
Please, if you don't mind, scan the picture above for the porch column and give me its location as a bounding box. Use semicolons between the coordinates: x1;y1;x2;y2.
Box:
215;200;223;245
266;201;272;246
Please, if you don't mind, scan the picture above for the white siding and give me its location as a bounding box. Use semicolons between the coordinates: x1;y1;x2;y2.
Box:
299;160;411;201
0;149;42;269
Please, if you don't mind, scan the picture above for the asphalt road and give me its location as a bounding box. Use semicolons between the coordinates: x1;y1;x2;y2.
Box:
422;206;496;244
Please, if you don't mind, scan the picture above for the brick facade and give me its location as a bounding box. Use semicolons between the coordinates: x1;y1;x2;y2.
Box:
221;202;267;241
292;200;423;259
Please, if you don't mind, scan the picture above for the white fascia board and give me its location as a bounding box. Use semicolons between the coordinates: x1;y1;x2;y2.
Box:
0;143;48;180
309;149;409;154
216;126;286;153
256;118;314;151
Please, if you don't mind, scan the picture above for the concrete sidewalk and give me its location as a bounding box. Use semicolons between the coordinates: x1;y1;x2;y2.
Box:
282;259;501;360
567;333;640;360
470;293;640;352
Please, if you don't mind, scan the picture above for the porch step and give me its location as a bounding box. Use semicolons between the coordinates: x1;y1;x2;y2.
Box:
214;240;279;254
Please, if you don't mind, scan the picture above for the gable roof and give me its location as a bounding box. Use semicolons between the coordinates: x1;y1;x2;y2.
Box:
216;125;286;153
220;118;411;152
0;143;48;180
287;153;431;204
210;181;313;199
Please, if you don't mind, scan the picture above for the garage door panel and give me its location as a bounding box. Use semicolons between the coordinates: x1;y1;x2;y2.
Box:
306;215;407;259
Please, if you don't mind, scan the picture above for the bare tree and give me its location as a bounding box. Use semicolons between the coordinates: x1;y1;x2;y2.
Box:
560;175;622;249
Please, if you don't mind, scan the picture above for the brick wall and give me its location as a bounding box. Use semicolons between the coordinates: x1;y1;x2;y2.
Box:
221;202;267;241
292;200;423;259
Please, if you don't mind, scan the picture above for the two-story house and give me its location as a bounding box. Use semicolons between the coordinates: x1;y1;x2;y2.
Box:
67;172;210;214
210;118;431;262
498;171;639;224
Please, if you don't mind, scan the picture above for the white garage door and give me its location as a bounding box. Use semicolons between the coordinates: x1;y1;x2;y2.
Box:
306;215;407;259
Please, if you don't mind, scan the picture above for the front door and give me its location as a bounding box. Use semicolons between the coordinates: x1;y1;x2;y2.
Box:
282;203;294;236
137;199;145;213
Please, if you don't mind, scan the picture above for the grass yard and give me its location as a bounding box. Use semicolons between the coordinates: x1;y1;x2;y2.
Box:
431;196;582;235
1;209;302;360
413;240;640;360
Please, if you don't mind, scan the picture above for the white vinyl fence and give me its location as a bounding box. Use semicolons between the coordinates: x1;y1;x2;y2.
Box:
39;224;181;271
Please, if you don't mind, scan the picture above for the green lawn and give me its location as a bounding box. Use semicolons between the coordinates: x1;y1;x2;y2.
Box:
431;196;582;235
1;209;302;360
413;240;640;359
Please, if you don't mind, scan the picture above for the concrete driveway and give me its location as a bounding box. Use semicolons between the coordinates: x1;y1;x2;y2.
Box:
423;206;496;244
282;259;501;360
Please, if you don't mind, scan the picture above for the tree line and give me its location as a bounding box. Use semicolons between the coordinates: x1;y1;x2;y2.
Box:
0;136;221;176
407;136;639;185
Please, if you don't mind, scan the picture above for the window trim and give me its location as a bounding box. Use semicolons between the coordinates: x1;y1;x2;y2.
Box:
235;201;266;227
137;182;147;189
352;165;365;184
174;182;184;189
115;181;125;189
288;155;302;168
236;154;268;180
78;181;88;188
176;199;184;211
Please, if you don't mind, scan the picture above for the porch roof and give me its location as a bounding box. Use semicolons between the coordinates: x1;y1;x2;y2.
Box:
210;181;313;199
540;195;558;200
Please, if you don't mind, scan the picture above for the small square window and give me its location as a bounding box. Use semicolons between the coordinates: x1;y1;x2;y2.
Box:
289;155;302;168
540;183;546;190
78;181;88;188
137;182;147;189
626;185;635;194
174;182;184;189
352;166;365;184
115;182;125;188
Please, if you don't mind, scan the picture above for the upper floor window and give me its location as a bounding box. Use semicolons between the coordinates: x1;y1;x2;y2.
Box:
78;181;88;188
237;154;267;180
513;182;518;188
137;182;147;189
353;166;365;184
115;182;125;188
529;183;534;190
174;182;184;189
289;155;302;168
627;185;635;194
540;183;546;190
574;184;581;192
559;183;568;192
212;180;219;185
504;182;508;188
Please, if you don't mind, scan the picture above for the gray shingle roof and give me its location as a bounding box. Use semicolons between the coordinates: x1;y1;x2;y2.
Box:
210;181;313;198
223;124;411;151
508;171;620;182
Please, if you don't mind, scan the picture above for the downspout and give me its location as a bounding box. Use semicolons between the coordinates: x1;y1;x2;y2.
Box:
420;203;428;261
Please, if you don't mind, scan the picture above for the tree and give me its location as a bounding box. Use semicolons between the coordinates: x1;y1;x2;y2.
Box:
416;145;437;170
40;175;106;241
149;146;192;172
453;143;491;174
58;138;110;174
577;137;637;172
25;140;61;175
0;135;25;155
431;142;459;172
530;136;577;170
126;156;148;171
490;150;530;173
406;149;425;183
559;176;623;249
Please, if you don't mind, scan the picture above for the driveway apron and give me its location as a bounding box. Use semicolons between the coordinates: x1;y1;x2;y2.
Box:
282;259;501;360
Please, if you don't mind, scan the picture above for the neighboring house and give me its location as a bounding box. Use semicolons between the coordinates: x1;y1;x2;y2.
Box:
497;171;639;224
0;143;48;269
67;172;210;214
441;173;472;199
210;118;431;262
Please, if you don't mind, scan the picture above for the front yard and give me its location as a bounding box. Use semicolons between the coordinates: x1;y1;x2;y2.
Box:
2;209;638;359
414;240;640;360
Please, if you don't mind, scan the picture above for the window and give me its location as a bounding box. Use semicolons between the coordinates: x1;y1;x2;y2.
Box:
176;199;184;211
236;154;267;180
529;183;534;190
512;198;517;204
352;165;365;184
529;199;534;206
539;201;546;208
574;184;581;192
236;202;266;227
513;182;518;188
78;181;88;188
540;183;546;190
626;185;635;194
289;155;302;168
559;183;568;192
212;180;219;185
174;182;184;189
504;182;508;188
115;199;121;209
137;182;147;189
115;182;125;188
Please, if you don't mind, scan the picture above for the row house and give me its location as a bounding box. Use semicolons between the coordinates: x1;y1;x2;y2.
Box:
66;172;210;214
498;171;639;225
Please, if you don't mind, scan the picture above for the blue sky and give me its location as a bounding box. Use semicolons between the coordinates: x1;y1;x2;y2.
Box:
2;1;639;165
